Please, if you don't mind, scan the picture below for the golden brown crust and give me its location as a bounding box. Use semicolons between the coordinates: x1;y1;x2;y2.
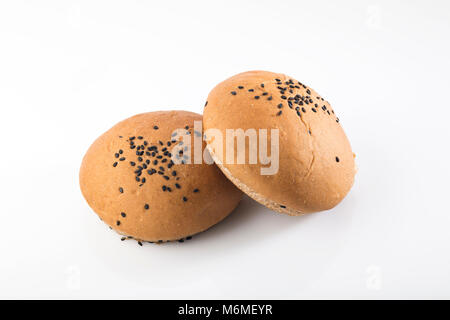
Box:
203;71;355;214
80;111;243;241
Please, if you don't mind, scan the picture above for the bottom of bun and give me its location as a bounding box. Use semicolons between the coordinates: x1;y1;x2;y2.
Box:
100;197;242;245
206;145;305;216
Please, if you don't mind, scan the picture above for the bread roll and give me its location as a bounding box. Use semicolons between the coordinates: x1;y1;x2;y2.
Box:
203;71;355;215
80;111;242;243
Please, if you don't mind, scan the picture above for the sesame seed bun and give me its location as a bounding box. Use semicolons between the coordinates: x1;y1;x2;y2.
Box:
203;71;356;215
80;111;243;242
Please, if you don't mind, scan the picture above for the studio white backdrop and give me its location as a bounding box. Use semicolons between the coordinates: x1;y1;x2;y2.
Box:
0;0;449;299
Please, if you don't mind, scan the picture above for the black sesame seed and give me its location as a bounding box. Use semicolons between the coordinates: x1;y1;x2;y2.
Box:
172;171;177;176
175;183;181;189
231;91;237;95
138;241;143;246
186;236;192;240
281;95;287;100
121;212;126;218
248;89;254;92
277;110;282;116
119;157;126;161
116;221;121;226
254;96;260;99
119;187;124;193
238;86;244;89
153;125;159;130
193;189;199;193
144;204;149;210
183;197;187;202
113;162;118;167
280;205;286;209
278;103;283;109
336;157;340;163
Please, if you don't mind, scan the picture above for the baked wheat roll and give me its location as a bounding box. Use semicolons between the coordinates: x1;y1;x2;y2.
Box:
203;71;356;215
80;111;243;243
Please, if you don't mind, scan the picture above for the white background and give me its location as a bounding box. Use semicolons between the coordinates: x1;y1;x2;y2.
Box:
0;0;449;299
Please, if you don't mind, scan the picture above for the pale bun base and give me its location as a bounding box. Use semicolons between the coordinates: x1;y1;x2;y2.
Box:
206;144;304;216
